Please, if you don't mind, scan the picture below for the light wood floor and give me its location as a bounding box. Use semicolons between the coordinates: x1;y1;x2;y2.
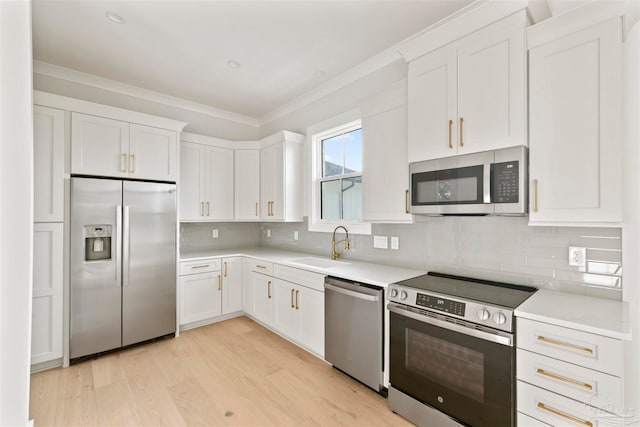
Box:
29;316;412;426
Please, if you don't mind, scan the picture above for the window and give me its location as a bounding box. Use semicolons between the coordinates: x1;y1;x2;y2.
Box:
309;113;371;234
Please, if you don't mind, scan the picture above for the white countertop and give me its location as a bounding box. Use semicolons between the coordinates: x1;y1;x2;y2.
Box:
180;247;427;288
515;289;631;340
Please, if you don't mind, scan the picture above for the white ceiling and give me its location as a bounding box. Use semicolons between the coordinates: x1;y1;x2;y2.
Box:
32;0;475;121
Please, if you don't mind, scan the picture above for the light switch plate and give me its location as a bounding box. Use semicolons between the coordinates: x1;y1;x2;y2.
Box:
391;236;399;250
266;229;271;238
373;235;388;249
212;229;219;239
293;231;299;241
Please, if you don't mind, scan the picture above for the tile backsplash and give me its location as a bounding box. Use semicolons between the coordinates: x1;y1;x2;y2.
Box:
180;216;622;300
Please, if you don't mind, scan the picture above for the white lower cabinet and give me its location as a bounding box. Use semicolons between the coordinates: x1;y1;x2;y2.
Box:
251;271;274;325
32;223;63;366
516;317;624;425
221;257;242;315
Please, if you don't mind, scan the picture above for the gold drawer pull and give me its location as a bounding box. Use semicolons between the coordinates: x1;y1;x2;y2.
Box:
448;119;453;149
405;189;409;214
256;265;268;269
218;275;221;291
291;289;295;308
191;264;210;269
537;335;594;355
536;368;593;391
295;289;299;310
224;261;228;277
267;281;272;299
459;117;464;147
537;402;593;427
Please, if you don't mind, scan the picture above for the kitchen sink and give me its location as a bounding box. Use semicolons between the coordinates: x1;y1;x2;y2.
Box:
289;257;351;269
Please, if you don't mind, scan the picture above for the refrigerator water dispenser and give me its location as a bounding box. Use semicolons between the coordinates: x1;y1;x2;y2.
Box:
84;225;112;261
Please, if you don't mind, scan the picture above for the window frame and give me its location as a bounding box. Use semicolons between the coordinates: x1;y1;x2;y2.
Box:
309;115;371;235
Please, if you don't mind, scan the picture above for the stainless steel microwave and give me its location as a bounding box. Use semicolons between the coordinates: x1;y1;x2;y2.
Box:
409;146;527;215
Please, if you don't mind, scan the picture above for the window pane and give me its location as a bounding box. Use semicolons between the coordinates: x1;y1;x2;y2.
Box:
342;176;362;220
321;180;341;220
322;135;343;177
344;128;362;173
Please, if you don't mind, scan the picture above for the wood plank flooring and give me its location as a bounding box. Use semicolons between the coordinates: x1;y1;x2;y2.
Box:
29;316;412;426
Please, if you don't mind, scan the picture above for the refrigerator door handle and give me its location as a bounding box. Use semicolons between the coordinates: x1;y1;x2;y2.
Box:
123;205;130;287
116;205;123;286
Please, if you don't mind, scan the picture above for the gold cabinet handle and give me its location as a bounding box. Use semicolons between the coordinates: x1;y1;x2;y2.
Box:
536;368;593;391
295;290;299;310
269;201;273;216
291;289;295;308
191;264;210;269
224;261;228;277
201;202;205;216
256;265;267;269
448;119;453;149
267;280;272;299
129;153;135;173
536;402;593;427
405;189;410;214
121;153;127;172
533;179;539;212
255;202;259;217
218;275;221;291
536;335;594;355
206;201;210;216
459;117;464;147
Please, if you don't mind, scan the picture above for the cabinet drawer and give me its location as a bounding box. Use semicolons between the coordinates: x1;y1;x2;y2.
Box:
245;258;273;275
517;412;551;426
517;349;621;411
517;318;622;376
179;259;221;276
518;381;614;427
274;264;325;292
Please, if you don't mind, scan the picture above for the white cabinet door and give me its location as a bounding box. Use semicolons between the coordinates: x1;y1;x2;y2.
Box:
33;105;64;222
204;146;234;220
221;257;242;315
32;223;63;365
179;142;206;221
129;124;177;181
179;271;222;325
234;149;260;220
272;279;298;338
260;142;284;220
297;285;324;357
457;12;526;154
408;49;458;162
528;18;622;224
362;82;413;223
71;112;129;178
252;272;273;324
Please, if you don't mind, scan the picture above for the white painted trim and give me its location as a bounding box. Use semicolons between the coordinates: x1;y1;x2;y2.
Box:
527;0;631;49
260;130;305;148
180;131;235;149
34;90;188;132
34;61;259;128
396;0;527;62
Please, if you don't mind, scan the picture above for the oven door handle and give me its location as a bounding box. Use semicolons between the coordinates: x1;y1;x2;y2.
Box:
388;303;513;347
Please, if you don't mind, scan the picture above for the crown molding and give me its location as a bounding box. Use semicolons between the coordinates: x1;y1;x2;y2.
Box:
33;61;260;128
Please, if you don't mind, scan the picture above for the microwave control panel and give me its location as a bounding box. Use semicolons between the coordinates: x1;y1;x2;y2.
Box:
492;161;519;203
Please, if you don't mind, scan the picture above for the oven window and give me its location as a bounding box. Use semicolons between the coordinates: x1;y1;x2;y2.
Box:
406;329;484;403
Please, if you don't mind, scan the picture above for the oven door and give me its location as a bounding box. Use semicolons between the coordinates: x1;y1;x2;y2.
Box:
389;303;515;427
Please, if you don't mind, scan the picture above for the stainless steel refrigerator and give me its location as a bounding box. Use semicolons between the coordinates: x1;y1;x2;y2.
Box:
70;177;176;360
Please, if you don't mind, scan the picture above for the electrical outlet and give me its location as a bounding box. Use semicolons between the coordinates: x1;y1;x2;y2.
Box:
266;229;271;238
293;231;299;241
568;246;586;267
212;229;219;239
373;235;388;249
391;236;399;250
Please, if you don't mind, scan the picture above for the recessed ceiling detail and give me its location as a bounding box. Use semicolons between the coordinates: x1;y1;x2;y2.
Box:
32;1;475;121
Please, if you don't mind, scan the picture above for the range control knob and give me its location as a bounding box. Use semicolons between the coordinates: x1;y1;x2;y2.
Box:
477;309;490;321
389;288;398;298
399;290;408;301
493;312;507;325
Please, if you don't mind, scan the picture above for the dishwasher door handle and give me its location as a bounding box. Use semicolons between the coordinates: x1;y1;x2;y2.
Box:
325;283;379;302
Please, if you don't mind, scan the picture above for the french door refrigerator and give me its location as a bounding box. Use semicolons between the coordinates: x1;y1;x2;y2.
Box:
70;177;176;360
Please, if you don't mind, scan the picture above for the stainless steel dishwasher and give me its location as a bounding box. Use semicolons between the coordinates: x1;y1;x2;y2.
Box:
324;276;384;392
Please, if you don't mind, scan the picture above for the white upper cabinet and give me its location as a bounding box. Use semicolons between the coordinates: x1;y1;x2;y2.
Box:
361;80;413;223
528;17;622;225
72;112;178;181
33;105;65;222
129;124;178;181
234;149;261;221
179;138;234;221
260;131;304;222
407;10;527;161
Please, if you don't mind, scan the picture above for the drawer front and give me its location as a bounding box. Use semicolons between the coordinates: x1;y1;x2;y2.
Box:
245;258;273;275
517;318;622;376
518;381;613;427
274;264;325;292
180;259;221;276
517;349;621;410
517;412;551;427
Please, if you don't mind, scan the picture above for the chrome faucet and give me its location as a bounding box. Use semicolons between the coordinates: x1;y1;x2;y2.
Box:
331;226;350;260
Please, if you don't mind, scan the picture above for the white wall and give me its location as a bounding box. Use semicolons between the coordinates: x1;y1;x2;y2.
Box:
0;1;34;426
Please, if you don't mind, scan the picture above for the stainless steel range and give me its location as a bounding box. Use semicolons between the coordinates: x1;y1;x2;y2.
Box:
387;272;536;427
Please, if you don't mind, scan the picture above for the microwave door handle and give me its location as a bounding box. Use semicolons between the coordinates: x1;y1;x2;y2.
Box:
483;164;491;204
